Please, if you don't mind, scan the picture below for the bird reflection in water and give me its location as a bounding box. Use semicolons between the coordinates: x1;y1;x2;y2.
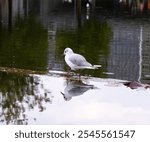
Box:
61;78;96;101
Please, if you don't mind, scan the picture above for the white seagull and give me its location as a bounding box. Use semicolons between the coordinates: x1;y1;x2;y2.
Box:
64;47;101;71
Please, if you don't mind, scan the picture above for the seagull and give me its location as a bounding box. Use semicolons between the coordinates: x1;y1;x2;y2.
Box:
63;47;101;71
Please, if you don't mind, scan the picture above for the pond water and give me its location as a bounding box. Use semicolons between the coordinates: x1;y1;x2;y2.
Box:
0;0;150;125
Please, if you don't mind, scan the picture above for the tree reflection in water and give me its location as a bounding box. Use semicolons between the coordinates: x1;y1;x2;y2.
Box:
0;71;52;125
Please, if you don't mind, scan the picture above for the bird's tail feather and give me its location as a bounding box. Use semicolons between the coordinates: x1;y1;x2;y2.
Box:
93;65;102;69
76;65;101;69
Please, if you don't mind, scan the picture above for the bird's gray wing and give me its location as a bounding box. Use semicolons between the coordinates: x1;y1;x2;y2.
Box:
68;53;92;66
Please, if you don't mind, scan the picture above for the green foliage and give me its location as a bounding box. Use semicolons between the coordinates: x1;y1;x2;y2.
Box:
0;16;48;71
0;71;51;124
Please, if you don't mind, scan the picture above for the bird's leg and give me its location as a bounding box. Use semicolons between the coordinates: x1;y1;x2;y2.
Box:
66;69;75;78
76;70;82;80
67;69;71;77
67;69;71;76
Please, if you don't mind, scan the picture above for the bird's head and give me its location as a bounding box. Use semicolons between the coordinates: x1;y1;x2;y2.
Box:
64;47;73;55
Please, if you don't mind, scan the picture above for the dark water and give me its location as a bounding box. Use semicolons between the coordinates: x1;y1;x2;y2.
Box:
0;0;150;125
0;0;150;82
